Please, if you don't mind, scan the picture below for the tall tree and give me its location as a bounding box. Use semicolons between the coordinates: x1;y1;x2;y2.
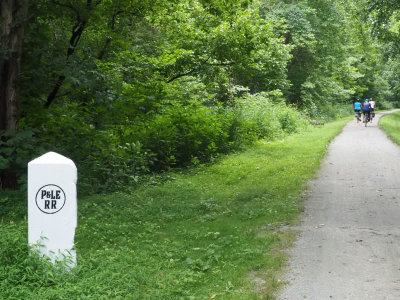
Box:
0;0;29;131
0;0;29;189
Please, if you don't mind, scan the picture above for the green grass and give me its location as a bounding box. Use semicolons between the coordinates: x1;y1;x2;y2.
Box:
0;118;350;299
379;111;400;145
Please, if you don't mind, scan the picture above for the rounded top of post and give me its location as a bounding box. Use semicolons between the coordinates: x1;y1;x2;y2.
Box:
28;151;76;167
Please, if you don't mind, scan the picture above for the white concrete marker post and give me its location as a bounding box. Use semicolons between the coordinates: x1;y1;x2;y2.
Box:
28;152;77;267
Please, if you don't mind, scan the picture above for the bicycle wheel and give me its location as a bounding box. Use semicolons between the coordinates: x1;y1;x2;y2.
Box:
364;115;368;127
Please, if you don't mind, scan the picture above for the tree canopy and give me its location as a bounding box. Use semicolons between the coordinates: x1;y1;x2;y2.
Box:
1;0;399;191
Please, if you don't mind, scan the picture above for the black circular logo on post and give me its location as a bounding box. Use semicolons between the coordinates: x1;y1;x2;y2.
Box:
35;184;66;214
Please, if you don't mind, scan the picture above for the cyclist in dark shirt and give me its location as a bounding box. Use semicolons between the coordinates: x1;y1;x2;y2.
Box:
362;99;371;123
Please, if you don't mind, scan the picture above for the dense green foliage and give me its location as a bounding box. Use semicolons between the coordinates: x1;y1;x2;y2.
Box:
0;119;349;299
1;0;400;191
18;93;306;193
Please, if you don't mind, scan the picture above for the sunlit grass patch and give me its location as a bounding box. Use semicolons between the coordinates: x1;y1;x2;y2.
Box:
379;112;400;145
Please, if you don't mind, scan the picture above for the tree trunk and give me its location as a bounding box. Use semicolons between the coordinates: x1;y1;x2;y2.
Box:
0;0;29;189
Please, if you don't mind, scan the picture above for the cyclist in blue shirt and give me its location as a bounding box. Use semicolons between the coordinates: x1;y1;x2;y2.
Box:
354;99;362;121
362;99;371;122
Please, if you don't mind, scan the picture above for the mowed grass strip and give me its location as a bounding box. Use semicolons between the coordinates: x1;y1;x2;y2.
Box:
0;118;349;300
379;111;400;145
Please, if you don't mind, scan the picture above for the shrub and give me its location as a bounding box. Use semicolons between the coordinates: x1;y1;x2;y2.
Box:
120;101;236;169
377;100;396;110
14;93;309;195
21;104;153;194
304;103;353;121
235;92;308;141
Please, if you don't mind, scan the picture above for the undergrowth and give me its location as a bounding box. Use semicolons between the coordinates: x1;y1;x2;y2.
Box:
4;92;309;195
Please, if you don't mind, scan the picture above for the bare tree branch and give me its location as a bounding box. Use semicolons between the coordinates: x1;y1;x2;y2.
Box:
167;69;196;83
166;56;213;83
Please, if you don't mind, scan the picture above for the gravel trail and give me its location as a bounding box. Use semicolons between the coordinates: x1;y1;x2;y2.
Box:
279;110;400;300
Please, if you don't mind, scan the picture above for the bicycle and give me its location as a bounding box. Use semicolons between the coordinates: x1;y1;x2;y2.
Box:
364;113;370;127
370;111;375;122
355;110;361;123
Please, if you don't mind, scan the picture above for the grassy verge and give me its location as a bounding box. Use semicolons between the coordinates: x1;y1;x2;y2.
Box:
379;111;400;145
0;118;350;299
